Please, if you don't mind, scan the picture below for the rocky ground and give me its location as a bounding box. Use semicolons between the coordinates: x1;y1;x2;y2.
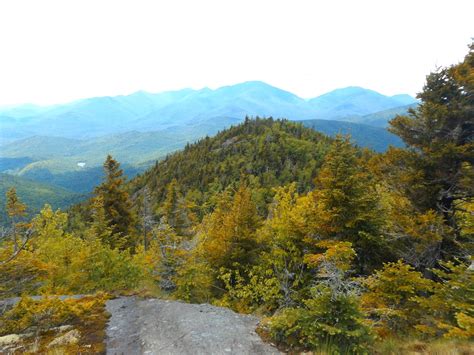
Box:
0;296;281;354
106;297;280;355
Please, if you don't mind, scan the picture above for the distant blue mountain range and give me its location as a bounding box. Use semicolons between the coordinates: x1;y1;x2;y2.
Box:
0;81;417;143
0;81;416;196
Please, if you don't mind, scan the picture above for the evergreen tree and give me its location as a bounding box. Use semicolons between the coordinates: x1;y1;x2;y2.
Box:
95;155;136;250
86;195;113;242
5;188;28;253
302;136;387;273
158;179;192;236
423;260;474;339
389;42;473;260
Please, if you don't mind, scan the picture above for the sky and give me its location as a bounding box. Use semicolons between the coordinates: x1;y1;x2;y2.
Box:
0;0;472;106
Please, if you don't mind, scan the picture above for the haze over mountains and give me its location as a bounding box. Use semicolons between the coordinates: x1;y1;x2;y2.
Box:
0;81;417;142
0;81;416;213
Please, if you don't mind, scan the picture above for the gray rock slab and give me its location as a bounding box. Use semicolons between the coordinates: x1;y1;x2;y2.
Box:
105;297;281;355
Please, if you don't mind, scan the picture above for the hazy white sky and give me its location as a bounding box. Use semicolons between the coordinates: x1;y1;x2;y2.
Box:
0;0;472;106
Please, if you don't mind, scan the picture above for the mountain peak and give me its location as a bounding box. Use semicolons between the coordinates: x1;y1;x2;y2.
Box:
390;94;417;105
235;80;274;88
2;82;416;142
217;81;282;92
307;86;415;119
211;81;303;105
321;86;381;97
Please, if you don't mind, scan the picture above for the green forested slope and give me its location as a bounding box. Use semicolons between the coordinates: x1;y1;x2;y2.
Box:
0;173;82;224
129;118;334;215
1;42;472;355
0;103;410;197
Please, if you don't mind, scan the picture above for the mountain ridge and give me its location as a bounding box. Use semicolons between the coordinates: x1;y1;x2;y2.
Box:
0;83;415;197
0;81;416;143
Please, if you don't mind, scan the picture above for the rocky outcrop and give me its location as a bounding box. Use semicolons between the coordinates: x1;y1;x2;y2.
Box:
0;295;280;354
105;297;280;355
48;329;81;348
0;334;21;346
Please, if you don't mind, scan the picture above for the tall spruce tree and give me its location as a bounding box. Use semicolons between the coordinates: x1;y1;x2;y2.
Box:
389;42;473;259
86;195;113;243
158;179;194;236
3;188;29;260
303;136;387;273
95;155;136;250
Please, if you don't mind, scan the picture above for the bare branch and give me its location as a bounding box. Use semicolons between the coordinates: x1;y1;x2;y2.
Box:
0;228;33;265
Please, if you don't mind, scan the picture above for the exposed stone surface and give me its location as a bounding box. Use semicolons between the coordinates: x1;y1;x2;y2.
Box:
0;334;25;353
48;329;81;348
0;334;21;346
105;297;281;355
0;295;280;354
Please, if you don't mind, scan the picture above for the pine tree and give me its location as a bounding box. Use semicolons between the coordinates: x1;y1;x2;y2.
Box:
389;42;473;225
5;188;28;253
94;155;136;250
86;195;113;242
158;179;192;236
302;136;387;273
389;42;473;259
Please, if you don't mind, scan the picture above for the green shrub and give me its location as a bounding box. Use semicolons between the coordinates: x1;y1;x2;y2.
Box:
267;286;373;354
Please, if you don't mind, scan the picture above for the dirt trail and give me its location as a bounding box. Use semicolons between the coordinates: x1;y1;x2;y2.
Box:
105;297;280;355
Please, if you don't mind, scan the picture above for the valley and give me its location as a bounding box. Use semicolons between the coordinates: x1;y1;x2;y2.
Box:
0;0;472;353
0;49;472;352
0;82;413;215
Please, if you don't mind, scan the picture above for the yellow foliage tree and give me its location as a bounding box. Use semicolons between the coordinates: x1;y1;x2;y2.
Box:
361;260;435;337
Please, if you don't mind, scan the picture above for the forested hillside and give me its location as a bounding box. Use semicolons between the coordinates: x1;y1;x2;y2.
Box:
127;118;333;217
1;82;415;204
0;173;82;224
0;44;472;354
